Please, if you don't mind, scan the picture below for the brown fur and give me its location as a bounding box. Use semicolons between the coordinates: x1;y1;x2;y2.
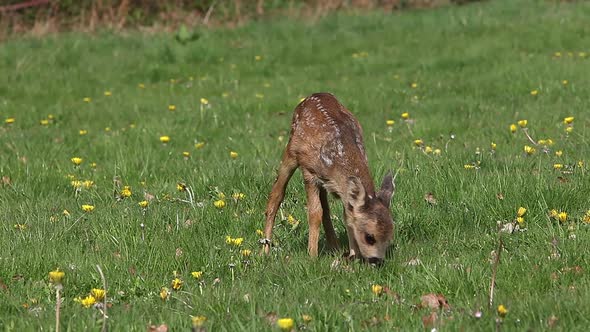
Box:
263;93;395;263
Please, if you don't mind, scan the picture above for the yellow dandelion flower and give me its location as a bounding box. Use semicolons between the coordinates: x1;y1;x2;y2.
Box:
516;217;525;225
171;278;183;291
578;160;584;168
491;142;497;150
71;180;82;188
413;139;423;146
79;129;88;135
63;209;70;217
182;151;190;158
191;271;203;279
302;314;312;323
241;249;252;257
177;183;187;192
168;105;176;111
562;80;568;86
424;146;433;154
518;119;528;128
524;145;535;155
121;186;132;198
232;192;246;200
91;288;105;301
200;98;209;105
517;207;527;217
553;164;563;170
558;211;567;223
549;209;558;218
530;90;538;96
433;148;442;156
139;200;149;208
214;200;226;209
104;91;112;96
464;164;476;170
565;126;573;133
277;318;294;331
160;287;169;301
410;82;418;88
40;119;49;126
254;55;262;61
563;117;574;125
232;238;244;246
90;162;97;168
497;304;508;317
371;284;383;296
138;83;145;89
82;204;95;213
159;135;170;143
5;117;15;124
401;112;410;120
83;97;91;103
230;151;238;159
555;150;563;157
49;269;65;284
83;180;94;189
510;124;517;133
256;229;264;237
71;157;83;166
195;142;205;149
192;315;207;327
287;214;298;225
386;120;395;126
554;52;562;57
81;295;96;308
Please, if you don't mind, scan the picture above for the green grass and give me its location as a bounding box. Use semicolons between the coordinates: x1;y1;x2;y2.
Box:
1;0;590;330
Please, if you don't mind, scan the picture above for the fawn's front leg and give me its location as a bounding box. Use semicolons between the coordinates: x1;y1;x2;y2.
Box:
343;209;360;259
320;188;339;251
303;170;323;257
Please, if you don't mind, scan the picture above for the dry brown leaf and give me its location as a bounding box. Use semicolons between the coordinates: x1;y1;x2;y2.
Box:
557;176;569;183
147;324;168;332
496;192;504;200
144;192;155;201
420;293;451;311
547;315;559;328
422;311;438;328
264;311;278;325
1;176;10;186
424;192;437;205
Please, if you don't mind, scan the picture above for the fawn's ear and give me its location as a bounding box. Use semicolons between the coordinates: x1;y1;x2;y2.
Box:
347;176;366;210
377;170;395;208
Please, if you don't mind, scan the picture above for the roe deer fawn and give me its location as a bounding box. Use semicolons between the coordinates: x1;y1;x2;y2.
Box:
262;92;395;265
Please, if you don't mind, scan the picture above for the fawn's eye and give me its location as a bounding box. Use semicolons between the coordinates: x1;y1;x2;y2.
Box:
365;233;376;245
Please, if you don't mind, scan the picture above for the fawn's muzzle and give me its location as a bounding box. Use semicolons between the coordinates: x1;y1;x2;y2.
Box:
367;257;384;267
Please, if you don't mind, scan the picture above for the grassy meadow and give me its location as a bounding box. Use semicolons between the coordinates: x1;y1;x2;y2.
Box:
1;0;590;330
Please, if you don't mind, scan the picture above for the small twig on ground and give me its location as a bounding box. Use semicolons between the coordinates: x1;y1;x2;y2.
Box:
489;229;504;308
203;0;217;26
96;265;108;332
55;285;62;332
522;128;538;146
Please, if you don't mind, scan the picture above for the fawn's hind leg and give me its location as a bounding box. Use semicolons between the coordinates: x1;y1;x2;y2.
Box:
263;151;298;254
320;188;339;251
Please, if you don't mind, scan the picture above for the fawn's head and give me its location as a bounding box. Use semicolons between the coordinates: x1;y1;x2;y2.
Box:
346;171;395;265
